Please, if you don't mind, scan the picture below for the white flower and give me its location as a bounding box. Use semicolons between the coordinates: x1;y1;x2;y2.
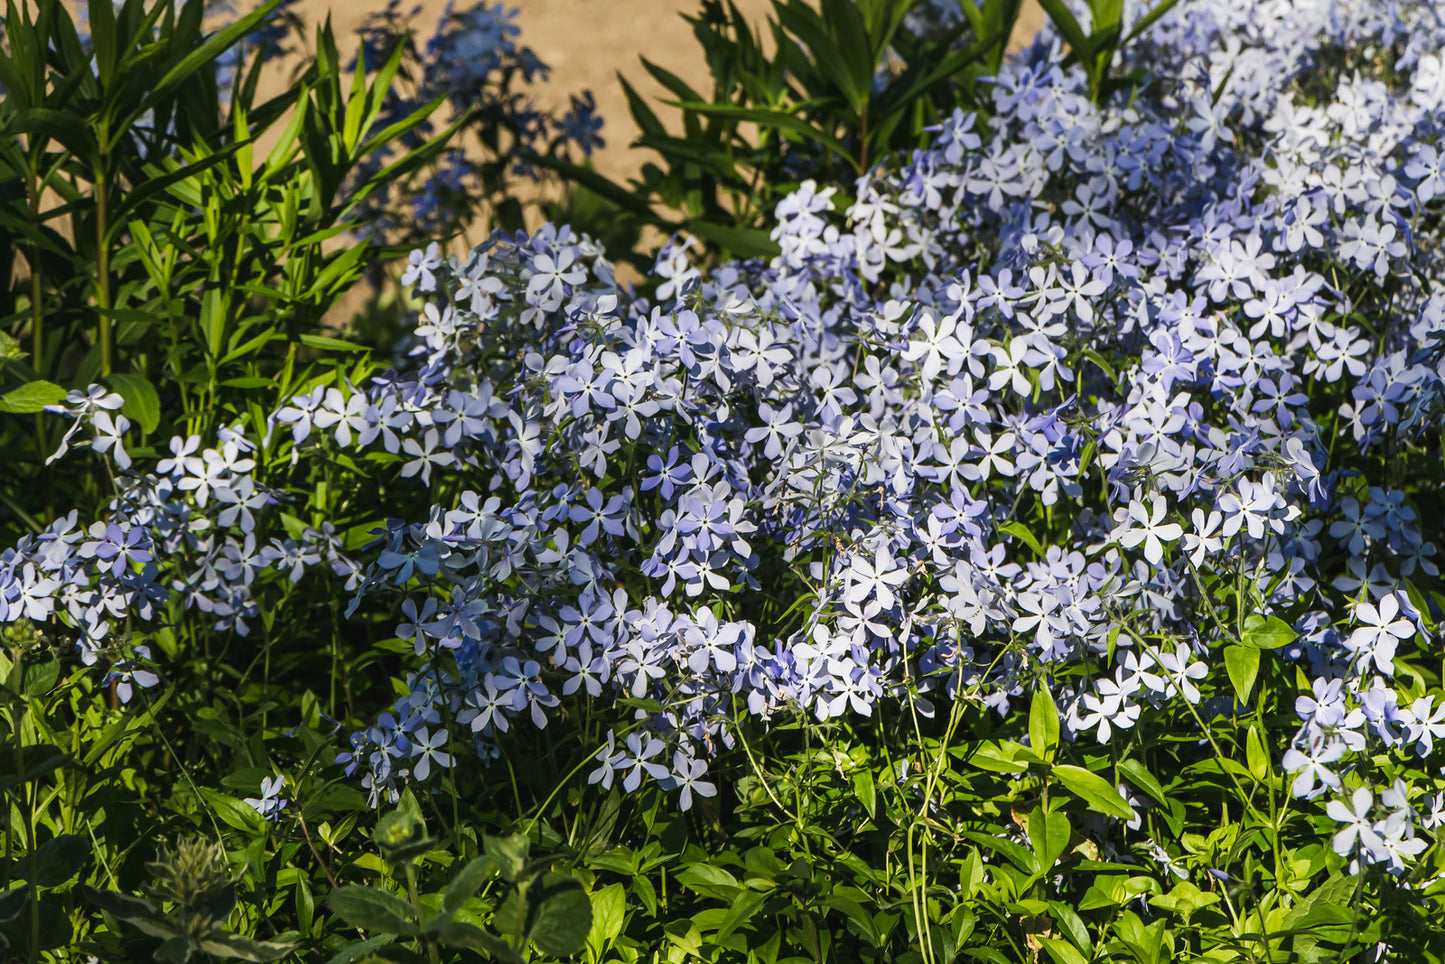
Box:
1116;494;1183;566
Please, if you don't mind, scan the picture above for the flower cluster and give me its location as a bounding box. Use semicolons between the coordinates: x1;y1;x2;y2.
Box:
4;0;1445;882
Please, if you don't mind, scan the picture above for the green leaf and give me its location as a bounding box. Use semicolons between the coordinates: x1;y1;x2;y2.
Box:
104;372;161;434
1151;880;1220;924
663;101;859;170
1028;807;1072;874
1034;0;1092;58
674;862;740;900
436;920;522;964
0;744;70;791
196;931;299;962
482;835;529;882
21;654;59;697
1029;687;1060;762
1052;765;1136;821
298;334;370;353
1047;900;1092;953
327;885;417;937
375;792;433;863
10;108;97;161
1246;725;1271;782
997;520;1045;558
852;767;877;821
681;219;782;258
527;872;592;957
79;886;174;938
1039;938;1089;964
967;739;1039;772
1080;348;1117;382
155;936;198;964
821;893;880;944
961;832;1039;876
138;0;281;124
31;835;88;887
198;788;264;835
717;890;768;942
1239;614;1295;649
1117;758;1168;806
585;883;625;950
442;856;496;913
0;887;27;924
322;935;393;964
0;380;66;414
1223;644;1260;704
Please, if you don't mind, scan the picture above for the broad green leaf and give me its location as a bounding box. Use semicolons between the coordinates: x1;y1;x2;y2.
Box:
1047;900;1092;953
821;893;880;944
327;885;417;936
482;835;529;882
1039;938;1089;964
961;831;1039;875
998;520;1045;558
1052;765;1136;821
1029;687;1060;762
527;872;593;956
198;788;264;835
21;653;59;697
0;380;66;414
585;883;625;950
321;935;393;964
968;739;1041;772
437;920;522;964
442;856;497;913
31;835;88;888
1027;807;1071;873
1151;880;1220;924
1223;644;1260;704
196;932;298;962
1117;758;1168;806
663;101;859;170
1246;725;1271;782
156;937;197;964
79;886;174;938
105;372;161;434
852;767;877;821
1239;613;1295;649
0;887;27;924
674;862;740;900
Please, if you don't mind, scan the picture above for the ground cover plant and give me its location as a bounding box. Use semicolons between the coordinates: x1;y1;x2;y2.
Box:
2;0;1445;961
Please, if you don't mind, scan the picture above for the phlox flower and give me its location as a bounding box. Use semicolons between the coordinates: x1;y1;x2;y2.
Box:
1326;787;1384;862
669;751;716;811
1155;643;1207;704
244;775;289;823
1345;592;1416;675
1281;732;1345;799
409;727;453;781
1116;494;1183;566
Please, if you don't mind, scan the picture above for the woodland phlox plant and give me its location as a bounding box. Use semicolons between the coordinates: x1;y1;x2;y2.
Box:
5;0;1445;917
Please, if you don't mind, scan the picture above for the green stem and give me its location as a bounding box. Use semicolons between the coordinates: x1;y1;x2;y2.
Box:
95;160;113;378
405;862;441;964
